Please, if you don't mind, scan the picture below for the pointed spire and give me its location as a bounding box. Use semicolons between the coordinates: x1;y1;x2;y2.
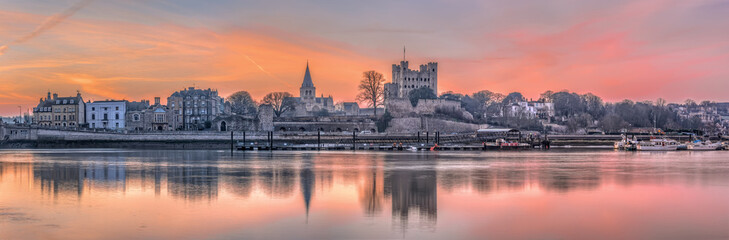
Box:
301;61;314;88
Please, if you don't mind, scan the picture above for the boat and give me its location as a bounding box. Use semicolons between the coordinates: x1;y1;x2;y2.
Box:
687;140;722;151
636;138;679;151
615;135;639;150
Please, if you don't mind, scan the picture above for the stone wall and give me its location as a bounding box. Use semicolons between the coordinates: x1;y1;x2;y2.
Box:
387;117;479;133
386;98;465;118
258;105;274;131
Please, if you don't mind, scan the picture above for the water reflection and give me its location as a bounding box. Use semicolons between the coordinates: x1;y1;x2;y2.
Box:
1;150;729;239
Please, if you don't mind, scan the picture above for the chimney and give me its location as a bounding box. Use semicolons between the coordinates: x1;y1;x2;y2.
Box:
52;93;58;99
47;92;51;100
155;97;160;105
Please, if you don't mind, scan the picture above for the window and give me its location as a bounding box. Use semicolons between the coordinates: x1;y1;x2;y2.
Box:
133;114;140;121
115;113;119;119
92;114;95;120
70;100;74;104
103;113;108;120
92;107;95;111
70;115;74;121
63;115;66;121
104;107;108;111
115;106;119;110
115;123;119;128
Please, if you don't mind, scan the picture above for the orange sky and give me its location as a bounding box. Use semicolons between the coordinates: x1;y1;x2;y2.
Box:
2;0;729;116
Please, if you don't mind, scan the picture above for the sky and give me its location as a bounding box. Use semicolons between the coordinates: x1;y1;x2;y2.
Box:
2;0;729;116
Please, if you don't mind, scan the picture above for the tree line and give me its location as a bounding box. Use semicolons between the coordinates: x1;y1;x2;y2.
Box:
225;70;725;133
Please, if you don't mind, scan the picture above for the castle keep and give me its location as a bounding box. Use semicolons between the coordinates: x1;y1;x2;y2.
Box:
385;60;438;99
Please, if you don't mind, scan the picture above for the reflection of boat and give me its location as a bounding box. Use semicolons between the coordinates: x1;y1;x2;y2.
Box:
687;140;721;151
637;138;679;151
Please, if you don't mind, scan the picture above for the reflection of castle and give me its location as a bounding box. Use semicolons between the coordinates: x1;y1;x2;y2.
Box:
385;169;438;228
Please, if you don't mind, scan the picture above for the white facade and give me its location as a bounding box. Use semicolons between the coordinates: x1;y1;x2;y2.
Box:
505;101;555;120
86;101;126;129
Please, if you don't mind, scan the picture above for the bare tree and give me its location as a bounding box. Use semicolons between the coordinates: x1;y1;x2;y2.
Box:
356;71;385;116
262;92;295;117
227;91;257;115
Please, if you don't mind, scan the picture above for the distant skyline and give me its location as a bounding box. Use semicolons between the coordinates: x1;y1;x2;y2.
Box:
2;0;729;116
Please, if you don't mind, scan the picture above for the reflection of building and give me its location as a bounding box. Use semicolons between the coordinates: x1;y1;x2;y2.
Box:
168;87;225;130
86;100;126;129
167;164;219;201
359;169;384;216
385;169;437;228
257;167;296;198
300;164;315;218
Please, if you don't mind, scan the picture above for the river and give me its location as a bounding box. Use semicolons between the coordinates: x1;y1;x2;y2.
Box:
1;149;728;239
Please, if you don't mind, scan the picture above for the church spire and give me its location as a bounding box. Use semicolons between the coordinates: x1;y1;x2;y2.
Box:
301;61;314;88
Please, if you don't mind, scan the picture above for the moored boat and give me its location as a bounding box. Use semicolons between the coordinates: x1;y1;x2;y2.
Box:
687;140;722;151
637;138;679;151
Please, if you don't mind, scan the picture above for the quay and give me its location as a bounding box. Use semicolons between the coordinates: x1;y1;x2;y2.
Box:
2;125;727;150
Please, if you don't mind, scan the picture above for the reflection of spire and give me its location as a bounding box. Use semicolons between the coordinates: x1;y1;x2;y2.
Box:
300;166;315;222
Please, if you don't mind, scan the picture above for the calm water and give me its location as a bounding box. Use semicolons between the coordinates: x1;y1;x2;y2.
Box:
1;149;729;240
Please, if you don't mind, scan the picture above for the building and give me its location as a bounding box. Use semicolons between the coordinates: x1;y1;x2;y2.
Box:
286;62;335;116
125;97;174;131
33;97;54;127
167;87;224;130
504;100;555;120
33;92;85;128
334;102;360;116
86;100;126;129
385;58;438;99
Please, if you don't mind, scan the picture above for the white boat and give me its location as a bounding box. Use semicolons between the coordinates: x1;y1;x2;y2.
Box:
637;138;679;151
687;140;721;151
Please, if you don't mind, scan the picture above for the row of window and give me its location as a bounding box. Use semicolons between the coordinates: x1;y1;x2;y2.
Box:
90;106;120;111
55;99;75;104
54;115;75;121
91;122;120;128
53;107;76;113
402;84;428;89
91;113;120;120
405;77;431;82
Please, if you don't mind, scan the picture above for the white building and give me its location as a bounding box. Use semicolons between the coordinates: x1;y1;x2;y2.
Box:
504;101;555;120
86;100;126;129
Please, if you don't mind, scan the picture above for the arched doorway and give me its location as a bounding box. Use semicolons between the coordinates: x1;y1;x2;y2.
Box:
157;126;163;131
279;127;287;132
220;121;227;131
299;127;306;132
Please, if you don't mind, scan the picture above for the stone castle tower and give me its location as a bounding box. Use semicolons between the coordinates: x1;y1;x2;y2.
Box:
388;58;438;98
